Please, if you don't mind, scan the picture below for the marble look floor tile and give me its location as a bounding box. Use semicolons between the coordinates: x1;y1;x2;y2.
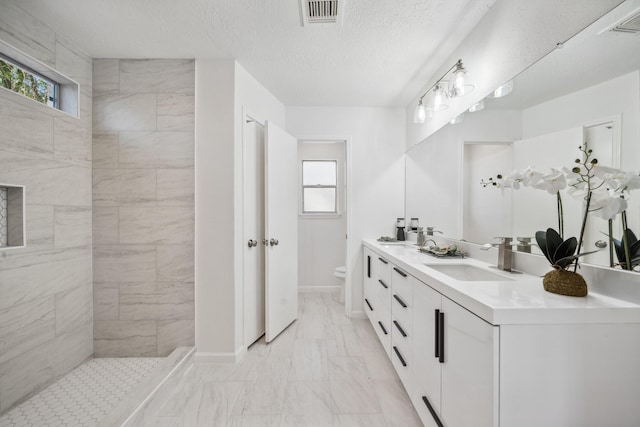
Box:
132;292;420;425
289;339;328;381
373;379;422;427
331;413;389;427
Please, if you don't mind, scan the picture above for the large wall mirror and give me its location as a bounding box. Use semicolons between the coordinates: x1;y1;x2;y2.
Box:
406;0;640;269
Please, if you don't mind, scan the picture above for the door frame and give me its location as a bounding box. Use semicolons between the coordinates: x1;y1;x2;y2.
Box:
296;134;352;318
241;107;266;348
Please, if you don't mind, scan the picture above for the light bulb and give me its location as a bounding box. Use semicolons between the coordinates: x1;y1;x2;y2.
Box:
429;83;448;112
489;80;513;98
413;101;427;123
450;113;464;125
448;61;474;97
468;99;485;113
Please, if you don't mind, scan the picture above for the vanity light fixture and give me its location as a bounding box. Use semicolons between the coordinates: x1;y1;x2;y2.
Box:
413;59;474;124
468;99;485;113
450;113;464;124
488;80;513;98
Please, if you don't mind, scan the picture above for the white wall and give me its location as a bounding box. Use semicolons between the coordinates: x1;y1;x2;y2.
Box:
195;60;286;360
406;109;522;239
286;107;406;315
298;142;346;288
406;0;624;148
522;70;640;245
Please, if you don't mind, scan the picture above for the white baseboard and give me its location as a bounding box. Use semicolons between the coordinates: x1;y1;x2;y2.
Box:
298;285;341;293
194;346;247;364
349;310;367;319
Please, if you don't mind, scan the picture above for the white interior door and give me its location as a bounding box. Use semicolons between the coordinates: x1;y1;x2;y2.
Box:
265;121;298;342
243;117;265;346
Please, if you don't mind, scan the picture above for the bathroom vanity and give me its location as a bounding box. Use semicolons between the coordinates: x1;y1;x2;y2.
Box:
363;240;640;427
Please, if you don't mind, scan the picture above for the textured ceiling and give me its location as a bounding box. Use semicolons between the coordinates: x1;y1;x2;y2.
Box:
15;0;496;107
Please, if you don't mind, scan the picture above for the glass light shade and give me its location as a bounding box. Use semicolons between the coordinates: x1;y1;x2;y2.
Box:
448;66;474;97
450;113;464;125
468;99;485;113
489;80;514;98
413;101;427;123
429;84;448;112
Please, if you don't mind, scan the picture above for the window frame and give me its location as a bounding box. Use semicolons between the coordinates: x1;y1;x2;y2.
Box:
301;159;338;214
0;52;60;109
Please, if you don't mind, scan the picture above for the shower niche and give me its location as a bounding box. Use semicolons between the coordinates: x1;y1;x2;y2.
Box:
0;184;25;250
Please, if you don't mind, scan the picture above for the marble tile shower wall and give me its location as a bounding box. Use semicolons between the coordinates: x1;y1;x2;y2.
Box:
92;59;195;357
0;0;93;413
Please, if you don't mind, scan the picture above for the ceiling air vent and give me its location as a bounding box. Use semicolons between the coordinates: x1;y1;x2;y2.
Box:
301;0;343;26
609;10;640;34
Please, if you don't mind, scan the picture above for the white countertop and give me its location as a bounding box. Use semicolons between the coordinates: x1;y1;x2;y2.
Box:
364;239;640;325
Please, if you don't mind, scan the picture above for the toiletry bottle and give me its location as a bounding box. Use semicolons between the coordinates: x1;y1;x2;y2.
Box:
396;218;405;241
410;218;419;231
417;227;425;246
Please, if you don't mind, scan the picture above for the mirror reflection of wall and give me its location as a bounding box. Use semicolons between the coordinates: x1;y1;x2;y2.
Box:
405;0;640;269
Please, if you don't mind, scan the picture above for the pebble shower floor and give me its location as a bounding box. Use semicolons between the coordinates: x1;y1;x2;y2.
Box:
0;357;162;427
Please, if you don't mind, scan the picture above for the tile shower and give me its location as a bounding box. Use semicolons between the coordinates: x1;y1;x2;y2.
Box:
0;0;195;421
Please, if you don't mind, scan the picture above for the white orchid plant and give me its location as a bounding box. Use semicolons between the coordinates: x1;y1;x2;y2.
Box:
481;144;640;271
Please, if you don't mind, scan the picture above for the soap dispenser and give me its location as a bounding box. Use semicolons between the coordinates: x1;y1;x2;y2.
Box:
416;227;425;246
396;218;405;241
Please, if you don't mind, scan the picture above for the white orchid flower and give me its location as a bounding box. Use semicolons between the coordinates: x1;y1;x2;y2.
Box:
590;190;628;220
533;168;567;194
522;166;544;187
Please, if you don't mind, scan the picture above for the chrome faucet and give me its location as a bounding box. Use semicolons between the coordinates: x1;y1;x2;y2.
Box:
422;238;438;248
481;237;513;272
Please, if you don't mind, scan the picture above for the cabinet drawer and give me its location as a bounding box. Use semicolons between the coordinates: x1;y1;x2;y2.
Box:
391;339;413;392
391;316;412;347
377;277;392;311
392;292;412;332
391;265;411;301
374;306;392;357
377;256;391;284
412;386;443;427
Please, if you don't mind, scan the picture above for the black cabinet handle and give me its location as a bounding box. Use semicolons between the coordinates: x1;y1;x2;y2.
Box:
393;294;407;308
393;346;407;367
434;309;440;358
422;396;444;427
439;311;445;364
367;255;371;278
393;320;407;337
378;321;388;335
378;279;388;289
365;298;373;311
378;257;388;264
393;267;407;277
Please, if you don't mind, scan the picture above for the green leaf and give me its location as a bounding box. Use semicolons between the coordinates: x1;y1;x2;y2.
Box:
545;228;563;263
535;230;552;264
555;250;599;269
553;237;577;262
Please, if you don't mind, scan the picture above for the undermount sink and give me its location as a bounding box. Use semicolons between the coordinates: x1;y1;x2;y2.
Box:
424;263;514;281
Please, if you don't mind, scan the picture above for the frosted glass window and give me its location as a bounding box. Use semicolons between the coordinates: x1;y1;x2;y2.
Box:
303;161;336;186
302;160;337;213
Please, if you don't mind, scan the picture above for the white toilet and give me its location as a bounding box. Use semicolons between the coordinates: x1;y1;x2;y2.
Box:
334;265;346;303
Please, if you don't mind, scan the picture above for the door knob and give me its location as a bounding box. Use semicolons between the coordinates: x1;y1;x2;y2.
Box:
262;239;268;246
247;239;258;248
269;238;279;246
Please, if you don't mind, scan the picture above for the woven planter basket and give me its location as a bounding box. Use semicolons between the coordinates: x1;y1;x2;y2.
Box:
543;269;588;297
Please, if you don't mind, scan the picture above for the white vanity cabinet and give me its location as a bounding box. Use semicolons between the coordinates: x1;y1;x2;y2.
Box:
363;247;376;322
412;278;497;427
363;241;640;427
390;265;413;393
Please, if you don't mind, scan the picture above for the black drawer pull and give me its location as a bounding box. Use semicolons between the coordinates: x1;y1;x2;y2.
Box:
378;257;388;264
393;294;407;308
365;298;373;311
439;311;445;364
378;321;388;335
393;267;407;277
422;396;444;427
378;279;388;289
434;309;440;358
393;320;407;337
392;346;407;367
367;255;371;278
